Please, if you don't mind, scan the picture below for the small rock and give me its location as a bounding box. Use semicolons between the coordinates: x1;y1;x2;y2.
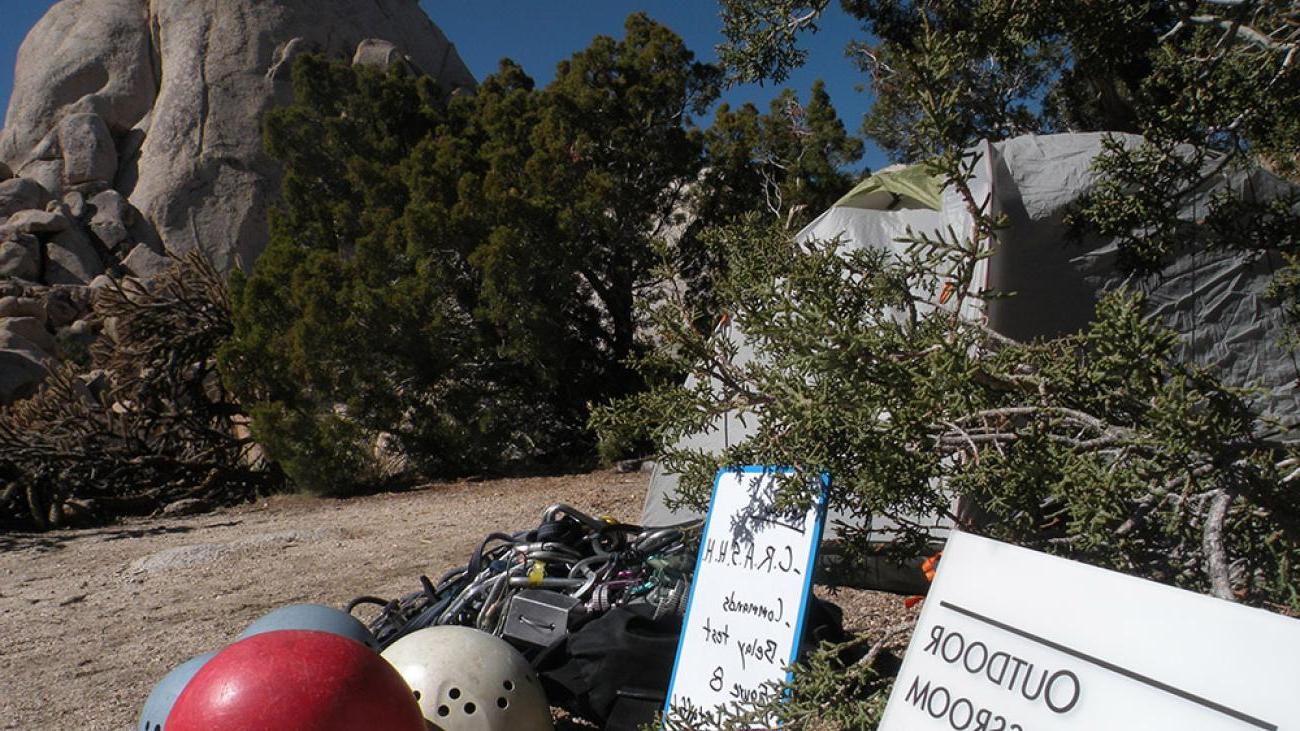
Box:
0;317;57;356
78;369;112;400
52;369;98;407
0;234;41;281
615;458;645;473
0;327;46;356
353;39;408;70
45;298;81;329
61;498;98;524
0;177;52;218
45;286;93;327
62;191;86;220
57;594;87;607
128;544;232;574
0;208;70;237
0;296;46;320
58;113;117;187
122;244;173;282
67;318;98;338
100;315;119;343
88;190;134;250
87;274;115;290
0;349;48;405
46;228;103;285
162;498;214;517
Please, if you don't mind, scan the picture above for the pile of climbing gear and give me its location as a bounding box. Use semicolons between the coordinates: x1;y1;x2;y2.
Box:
350;503;701;652
342;503;702;731
136;503;853;731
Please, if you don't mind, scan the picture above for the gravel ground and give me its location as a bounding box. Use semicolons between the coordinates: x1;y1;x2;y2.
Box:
0;470;914;730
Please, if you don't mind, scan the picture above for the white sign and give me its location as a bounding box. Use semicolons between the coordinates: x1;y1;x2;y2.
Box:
665;466;827;727
881;532;1300;731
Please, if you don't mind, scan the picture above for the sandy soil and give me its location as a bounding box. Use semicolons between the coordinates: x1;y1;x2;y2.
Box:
0;470;914;731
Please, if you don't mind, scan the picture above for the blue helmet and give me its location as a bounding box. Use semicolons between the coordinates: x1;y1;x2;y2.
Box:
237;603;378;650
137;651;216;731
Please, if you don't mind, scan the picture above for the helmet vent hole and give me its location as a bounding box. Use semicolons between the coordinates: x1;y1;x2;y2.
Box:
437;705;451;717
464;702;477;715
412;690;421;701
503;680;515;691
449;687;461;700
497;697;509;709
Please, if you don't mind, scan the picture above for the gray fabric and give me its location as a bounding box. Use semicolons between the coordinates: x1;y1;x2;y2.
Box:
641;133;1300;578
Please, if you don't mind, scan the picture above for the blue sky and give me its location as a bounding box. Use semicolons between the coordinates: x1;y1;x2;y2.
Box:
0;1;887;171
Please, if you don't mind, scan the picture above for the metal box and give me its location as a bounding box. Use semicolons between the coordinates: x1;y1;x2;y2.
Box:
503;589;583;647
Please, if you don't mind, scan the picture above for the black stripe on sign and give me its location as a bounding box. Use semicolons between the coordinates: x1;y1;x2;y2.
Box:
938;600;1276;731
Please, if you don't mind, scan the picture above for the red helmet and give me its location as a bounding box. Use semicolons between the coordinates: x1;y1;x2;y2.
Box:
166;630;425;731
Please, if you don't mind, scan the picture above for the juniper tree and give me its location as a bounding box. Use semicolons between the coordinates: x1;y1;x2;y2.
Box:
221;14;863;493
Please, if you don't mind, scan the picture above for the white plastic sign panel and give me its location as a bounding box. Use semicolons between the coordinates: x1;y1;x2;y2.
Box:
665;466;828;727
880;532;1300;731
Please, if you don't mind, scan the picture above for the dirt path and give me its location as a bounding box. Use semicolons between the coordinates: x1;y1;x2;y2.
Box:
0;470;912;730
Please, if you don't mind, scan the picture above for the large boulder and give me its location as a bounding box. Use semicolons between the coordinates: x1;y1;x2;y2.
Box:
122;242;173;282
45;285;95;328
45;227;104;285
0;178;53;218
0;317;57;356
87;188;134;249
353;39;408;70
58;112;117;187
2;0;476;273
0;349;49;405
0;0;156;171
0;233;42;281
0;208;71;237
0;296;47;321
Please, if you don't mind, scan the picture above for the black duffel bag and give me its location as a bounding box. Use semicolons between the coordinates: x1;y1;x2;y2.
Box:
533;598;854;731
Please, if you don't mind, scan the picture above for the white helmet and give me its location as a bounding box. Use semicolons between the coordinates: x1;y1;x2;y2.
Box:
381;626;553;731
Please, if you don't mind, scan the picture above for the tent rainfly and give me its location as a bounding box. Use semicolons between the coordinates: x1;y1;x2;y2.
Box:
640;132;1300;592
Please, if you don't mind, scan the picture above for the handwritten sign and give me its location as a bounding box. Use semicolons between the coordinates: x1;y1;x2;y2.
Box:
665;466;827;727
881;532;1300;731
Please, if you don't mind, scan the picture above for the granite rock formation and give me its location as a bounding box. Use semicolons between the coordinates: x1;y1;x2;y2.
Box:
0;0;475;404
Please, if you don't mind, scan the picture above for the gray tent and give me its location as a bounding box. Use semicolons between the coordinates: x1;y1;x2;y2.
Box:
641;133;1300;588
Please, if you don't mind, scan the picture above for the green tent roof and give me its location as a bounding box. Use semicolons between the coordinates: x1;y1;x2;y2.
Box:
832;164;945;211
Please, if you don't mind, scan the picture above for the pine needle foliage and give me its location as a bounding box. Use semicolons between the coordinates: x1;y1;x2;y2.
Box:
222;15;864;494
0;254;276;530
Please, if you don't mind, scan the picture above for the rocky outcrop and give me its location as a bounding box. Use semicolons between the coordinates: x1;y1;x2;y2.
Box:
0;0;476;405
0;280;101;405
1;0;475;273
0;0;157;178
